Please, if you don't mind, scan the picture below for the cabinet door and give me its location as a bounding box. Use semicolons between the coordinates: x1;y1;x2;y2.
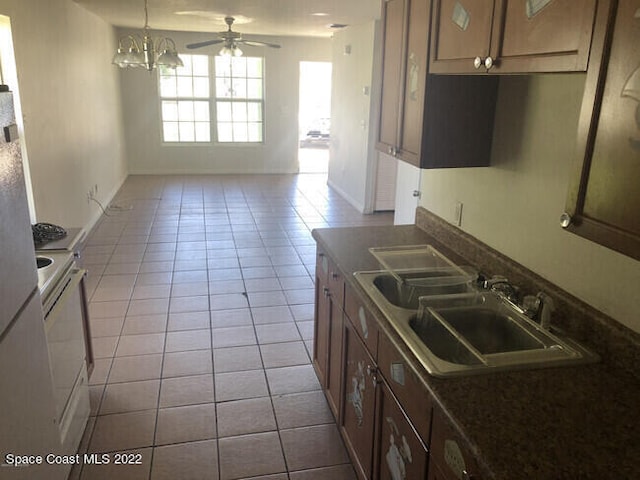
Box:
313;247;331;387
398;0;430;165
430;0;495;73
341;317;379;479
430;406;483;480
565;0;640;261
493;0;597;72
326;302;344;420
378;0;407;154
377;383;428;480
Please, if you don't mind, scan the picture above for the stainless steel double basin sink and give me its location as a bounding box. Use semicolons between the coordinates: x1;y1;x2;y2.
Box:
354;265;599;377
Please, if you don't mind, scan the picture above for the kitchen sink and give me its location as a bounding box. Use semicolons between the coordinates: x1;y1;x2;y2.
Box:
36;256;53;269
372;270;475;309
354;270;599;377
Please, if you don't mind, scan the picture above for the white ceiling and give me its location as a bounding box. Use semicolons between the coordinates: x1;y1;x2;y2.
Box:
73;0;381;38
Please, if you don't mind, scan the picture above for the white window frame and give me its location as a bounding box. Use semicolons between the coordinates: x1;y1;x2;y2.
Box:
158;54;212;144
158;54;265;145
213;56;265;144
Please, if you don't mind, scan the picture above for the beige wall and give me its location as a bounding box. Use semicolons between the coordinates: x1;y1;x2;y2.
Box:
0;0;127;229
419;75;640;333
118;29;331;175
328;22;377;212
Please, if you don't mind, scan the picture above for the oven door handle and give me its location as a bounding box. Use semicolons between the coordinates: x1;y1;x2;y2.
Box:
44;269;86;322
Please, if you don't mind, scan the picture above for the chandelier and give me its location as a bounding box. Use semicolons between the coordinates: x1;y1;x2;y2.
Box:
112;0;183;71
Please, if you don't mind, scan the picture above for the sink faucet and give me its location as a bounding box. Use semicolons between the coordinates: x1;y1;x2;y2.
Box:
534;292;556;330
479;275;519;303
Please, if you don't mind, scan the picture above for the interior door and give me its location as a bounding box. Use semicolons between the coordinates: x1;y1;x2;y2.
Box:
393;160;421;224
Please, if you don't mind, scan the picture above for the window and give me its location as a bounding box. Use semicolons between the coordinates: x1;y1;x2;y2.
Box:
158;54;265;144
215;56;264;143
159;54;210;142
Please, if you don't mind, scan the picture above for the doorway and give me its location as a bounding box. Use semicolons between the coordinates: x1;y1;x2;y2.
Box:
298;61;332;174
0;15;35;222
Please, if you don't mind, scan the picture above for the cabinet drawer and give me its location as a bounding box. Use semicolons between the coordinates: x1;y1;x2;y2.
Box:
344;284;379;358
378;332;432;445
430;406;482;480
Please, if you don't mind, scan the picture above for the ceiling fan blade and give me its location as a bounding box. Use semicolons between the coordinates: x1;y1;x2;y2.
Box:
186;39;224;49
237;40;281;49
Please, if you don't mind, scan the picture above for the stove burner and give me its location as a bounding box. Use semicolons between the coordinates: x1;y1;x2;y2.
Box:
32;223;67;246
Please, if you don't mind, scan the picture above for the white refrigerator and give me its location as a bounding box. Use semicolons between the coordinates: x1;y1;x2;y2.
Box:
0;89;66;479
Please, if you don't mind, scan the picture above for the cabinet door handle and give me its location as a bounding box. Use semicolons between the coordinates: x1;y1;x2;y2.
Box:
323;287;331;298
484;56;494;70
473;56;483;69
331;272;339;280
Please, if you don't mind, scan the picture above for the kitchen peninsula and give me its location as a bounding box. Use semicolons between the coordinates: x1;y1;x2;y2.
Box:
312;207;640;480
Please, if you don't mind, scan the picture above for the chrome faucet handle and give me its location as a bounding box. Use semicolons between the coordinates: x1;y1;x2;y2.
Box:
481;276;519;302
536;292;555;330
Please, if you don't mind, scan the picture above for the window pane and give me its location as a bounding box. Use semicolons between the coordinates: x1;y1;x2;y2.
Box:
193;77;209;97
180;56;193;75
213;56;263;144
179;122;195;141
163;122;179;142
195;122;210;142
246;57;262;77
231;79;247;99
218;123;233;142
159;54;211;143
247;79;262;99
178;101;194;121
217;102;232;121
191;55;209;76
162;101;179;121
177;77;193;97
232;102;247;122
231;57;247;77
232;123;248;142
159;75;177;97
247;102;261;122
248;122;262;142
215;56;231;76
193;101;210;121
216;78;231;98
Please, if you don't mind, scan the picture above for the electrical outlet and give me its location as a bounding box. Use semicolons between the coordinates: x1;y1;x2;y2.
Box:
454;201;463;226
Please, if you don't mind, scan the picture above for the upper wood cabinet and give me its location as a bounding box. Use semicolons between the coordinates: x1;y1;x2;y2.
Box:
429;0;598;74
564;0;640;261
377;0;431;166
376;0;499;169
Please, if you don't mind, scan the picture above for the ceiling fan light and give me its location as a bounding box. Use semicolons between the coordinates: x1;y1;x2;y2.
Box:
219;46;233;57
233;46;243;57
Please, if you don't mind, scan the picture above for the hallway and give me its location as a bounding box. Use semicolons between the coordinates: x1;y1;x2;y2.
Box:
76;174;393;479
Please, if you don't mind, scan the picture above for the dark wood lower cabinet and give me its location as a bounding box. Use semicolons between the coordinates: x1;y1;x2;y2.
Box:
340;316;379;479
326;306;344;418
376;382;429;480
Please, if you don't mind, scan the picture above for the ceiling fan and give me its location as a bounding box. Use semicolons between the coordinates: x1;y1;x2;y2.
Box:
186;16;281;56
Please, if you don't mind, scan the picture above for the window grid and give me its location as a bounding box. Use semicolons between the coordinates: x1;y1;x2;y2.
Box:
159;55;265;145
159;54;211;143
214;56;264;143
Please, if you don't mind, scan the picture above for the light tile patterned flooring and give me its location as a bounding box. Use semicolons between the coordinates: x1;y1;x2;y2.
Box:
73;174;393;480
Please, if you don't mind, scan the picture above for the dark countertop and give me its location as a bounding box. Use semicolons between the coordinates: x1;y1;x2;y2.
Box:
312;224;640;480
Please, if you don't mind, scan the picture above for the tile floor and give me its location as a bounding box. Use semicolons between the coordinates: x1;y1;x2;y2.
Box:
73;174;392;480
